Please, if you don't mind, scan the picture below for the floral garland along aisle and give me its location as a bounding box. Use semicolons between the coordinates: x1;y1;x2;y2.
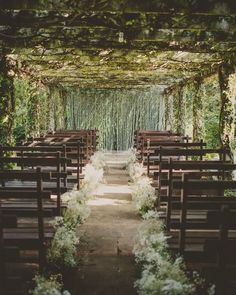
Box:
32;151;106;295
126;149;215;295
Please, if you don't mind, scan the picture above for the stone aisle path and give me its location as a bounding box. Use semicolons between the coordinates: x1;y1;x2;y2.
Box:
72;151;142;295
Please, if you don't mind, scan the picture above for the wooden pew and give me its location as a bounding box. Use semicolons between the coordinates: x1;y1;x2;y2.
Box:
0;169;54;285
157;161;236;230
169;177;236;293
0;144;83;189
0;155;68;215
150;147;230;182
134;130;189;159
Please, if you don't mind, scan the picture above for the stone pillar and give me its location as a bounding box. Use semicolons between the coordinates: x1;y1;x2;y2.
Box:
173;86;184;134
218;60;235;159
0;51;15;144
192;77;203;142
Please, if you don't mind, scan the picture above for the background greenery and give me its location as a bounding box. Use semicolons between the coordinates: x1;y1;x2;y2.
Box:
11;73;226;150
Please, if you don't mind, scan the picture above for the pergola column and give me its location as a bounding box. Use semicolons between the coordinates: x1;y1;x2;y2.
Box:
0;50;15;144
218;59;235;158
192;77;203;142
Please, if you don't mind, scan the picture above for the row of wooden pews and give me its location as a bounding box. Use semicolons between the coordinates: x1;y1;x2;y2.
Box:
0;129;98;295
135;130;236;294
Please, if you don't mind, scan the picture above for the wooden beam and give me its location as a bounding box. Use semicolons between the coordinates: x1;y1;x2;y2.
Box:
1;10;236;32
0;10;236;52
1;27;236;52
0;0;236;13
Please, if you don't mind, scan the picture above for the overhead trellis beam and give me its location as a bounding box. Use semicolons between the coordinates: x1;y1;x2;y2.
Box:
1;27;236;52
8;48;222;87
9;48;223;64
0;10;236;32
0;0;236;13
0;10;236;52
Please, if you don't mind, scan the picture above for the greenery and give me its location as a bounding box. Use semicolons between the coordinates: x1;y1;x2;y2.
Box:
128;155;216;295
32;275;70;295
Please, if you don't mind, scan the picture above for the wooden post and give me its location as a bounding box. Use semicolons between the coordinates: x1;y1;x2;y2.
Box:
56;152;61;216
166;158;173;231
179;174;188;255
216;205;229;294
0;211;6;290
36;167;45;272
157;147;162;207
63;145;67;189
77;141;81;190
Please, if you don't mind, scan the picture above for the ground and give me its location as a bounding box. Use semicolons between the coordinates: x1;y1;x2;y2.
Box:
71;152;142;295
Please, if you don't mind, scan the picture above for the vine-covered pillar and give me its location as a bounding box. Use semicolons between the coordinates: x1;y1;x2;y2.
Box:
0;50;15;144
164;89;174;131
173;85;184;134
218;59;235;160
49;85;67;131
60;87;68;129
192;77;203;142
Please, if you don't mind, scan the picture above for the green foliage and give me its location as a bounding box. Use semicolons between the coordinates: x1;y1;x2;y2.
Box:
202;76;221;149
13;77;50;142
66;87;165;150
0;56;15;145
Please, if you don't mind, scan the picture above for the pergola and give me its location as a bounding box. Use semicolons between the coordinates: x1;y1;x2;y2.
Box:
0;0;235;148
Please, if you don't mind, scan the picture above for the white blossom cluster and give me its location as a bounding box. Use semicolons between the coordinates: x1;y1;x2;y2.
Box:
32;275;71;295
126;149;156;215
131;176;156;215
133;210;195;295
127;154;215;295
48;151;105;267
90;151;106;170
33;151;106;294
126;148;146;182
48;219;79;267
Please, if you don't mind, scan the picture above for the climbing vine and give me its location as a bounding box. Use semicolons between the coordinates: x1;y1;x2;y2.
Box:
218;60;235;154
13;77;51;142
0;52;15;144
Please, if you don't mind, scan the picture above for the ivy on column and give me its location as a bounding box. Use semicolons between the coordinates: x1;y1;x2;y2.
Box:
218;58;235;160
0;51;15;144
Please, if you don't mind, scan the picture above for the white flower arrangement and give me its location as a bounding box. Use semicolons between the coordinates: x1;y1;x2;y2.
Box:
126;148;138;168
135;255;195;295
133;211;169;265
128;156;215;295
128;162;146;182
31;151;106;295
48;222;79;267
131;176;156;215
32;275;71;295
90;151;106;169
81;163;104;193
64;196;91;227
48;151;105;268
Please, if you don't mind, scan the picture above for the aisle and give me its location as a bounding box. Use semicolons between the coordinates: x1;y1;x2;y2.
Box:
74;151;142;294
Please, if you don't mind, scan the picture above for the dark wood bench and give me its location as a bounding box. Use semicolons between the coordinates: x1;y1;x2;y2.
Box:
0;155;68;215
168;177;236;293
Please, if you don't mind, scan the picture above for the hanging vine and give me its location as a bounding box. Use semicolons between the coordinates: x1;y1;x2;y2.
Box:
192;77;204;142
0;51;15;144
13;77;51;142
173;85;185;134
